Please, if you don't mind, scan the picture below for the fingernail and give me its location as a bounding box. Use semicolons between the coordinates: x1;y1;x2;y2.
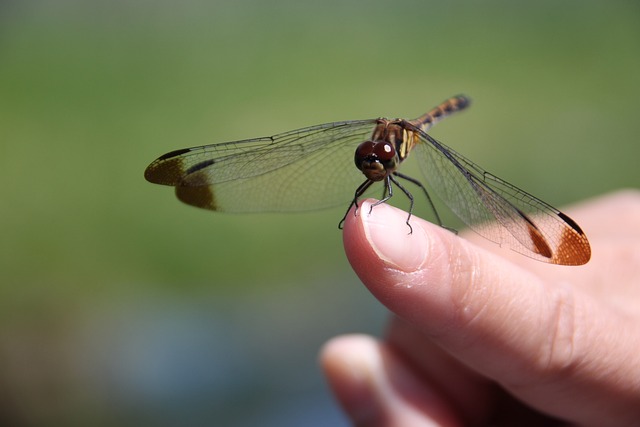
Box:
361;201;430;271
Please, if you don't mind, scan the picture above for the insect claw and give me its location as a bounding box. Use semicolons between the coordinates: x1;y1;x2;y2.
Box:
405;215;413;235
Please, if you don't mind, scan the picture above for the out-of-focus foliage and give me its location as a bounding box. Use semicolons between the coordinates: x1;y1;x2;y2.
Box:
0;0;638;425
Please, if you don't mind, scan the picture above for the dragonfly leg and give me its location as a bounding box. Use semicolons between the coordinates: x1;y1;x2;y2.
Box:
388;174;414;234
338;179;374;229
393;172;457;234
368;177;414;234
369;176;393;212
381;183;389;201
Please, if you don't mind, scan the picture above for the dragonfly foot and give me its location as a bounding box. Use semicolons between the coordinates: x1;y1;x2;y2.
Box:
405;213;414;235
338;200;360;229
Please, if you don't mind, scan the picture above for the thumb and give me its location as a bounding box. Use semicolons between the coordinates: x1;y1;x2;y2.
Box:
343;201;640;425
343;199;554;379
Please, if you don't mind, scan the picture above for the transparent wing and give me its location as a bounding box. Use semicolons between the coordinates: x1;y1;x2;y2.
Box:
411;127;590;264
145;120;378;212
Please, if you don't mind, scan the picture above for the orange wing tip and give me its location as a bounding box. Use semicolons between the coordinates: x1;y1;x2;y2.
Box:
551;228;591;265
524;210;591;265
550;212;591;265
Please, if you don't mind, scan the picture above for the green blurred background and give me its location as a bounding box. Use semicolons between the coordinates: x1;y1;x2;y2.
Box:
0;0;638;425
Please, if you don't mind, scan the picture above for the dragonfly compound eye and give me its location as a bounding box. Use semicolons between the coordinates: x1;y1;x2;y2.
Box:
354;140;375;164
374;141;396;161
354;141;397;181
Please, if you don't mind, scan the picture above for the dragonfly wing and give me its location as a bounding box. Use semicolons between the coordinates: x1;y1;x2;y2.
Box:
413;130;590;265
145;120;378;212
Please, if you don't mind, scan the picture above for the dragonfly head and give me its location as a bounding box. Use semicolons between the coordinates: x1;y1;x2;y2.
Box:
354;140;398;181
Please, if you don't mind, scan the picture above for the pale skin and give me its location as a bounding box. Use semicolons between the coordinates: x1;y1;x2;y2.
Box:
321;189;640;427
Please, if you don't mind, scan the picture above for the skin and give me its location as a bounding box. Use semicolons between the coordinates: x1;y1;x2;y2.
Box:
320;189;640;427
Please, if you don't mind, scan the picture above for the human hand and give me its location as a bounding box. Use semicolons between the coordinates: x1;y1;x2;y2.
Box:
321;190;640;426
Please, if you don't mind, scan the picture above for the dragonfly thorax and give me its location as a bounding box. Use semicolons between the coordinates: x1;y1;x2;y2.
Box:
354;140;399;181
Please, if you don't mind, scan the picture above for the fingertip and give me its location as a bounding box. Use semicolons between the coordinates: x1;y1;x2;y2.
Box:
343;199;447;272
320;334;462;426
342;200;457;301
320;335;383;425
320;334;378;378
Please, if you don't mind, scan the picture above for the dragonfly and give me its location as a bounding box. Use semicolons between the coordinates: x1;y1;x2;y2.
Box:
144;95;591;266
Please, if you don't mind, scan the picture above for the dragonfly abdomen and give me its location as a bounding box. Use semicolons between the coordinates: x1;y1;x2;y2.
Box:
413;95;470;133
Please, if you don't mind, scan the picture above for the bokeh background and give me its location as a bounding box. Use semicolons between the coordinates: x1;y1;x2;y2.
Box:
1;0;638;425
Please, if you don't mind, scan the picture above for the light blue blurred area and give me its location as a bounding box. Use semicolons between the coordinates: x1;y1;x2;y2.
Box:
2;277;384;426
80;282;383;427
0;0;638;425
